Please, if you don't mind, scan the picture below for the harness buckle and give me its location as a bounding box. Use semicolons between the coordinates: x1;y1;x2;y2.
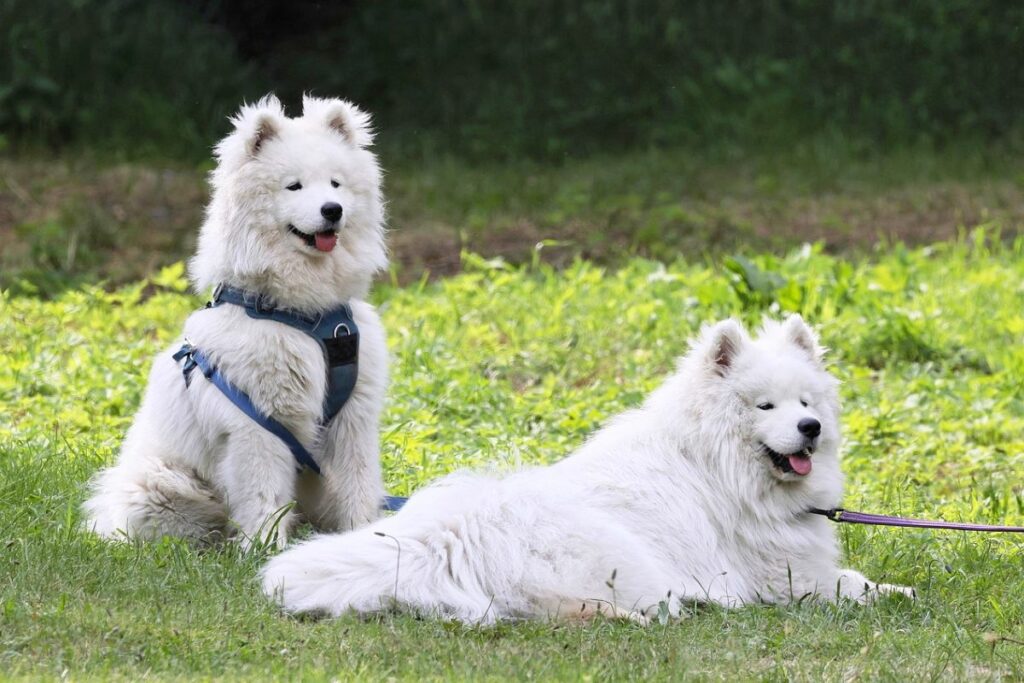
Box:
173;339;198;387
172;338;195;360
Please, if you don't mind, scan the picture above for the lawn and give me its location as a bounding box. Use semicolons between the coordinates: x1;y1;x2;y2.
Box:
2;234;1024;680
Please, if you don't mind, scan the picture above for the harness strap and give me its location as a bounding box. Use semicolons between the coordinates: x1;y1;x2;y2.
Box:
212;284;321;327
174;343;323;475
210;284;359;424
808;507;1024;533
174;342;408;512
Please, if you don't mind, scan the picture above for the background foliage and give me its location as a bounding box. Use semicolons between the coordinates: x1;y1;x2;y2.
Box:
2;238;1024;678
3;3;1024;678
2;0;1023;160
0;0;253;157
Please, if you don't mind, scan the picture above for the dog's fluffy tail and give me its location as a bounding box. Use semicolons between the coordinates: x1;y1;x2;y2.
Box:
260;522;503;621
82;457;227;543
261;476;518;621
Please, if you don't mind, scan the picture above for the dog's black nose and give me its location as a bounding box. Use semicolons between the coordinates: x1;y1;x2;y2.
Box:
798;418;821;438
321;202;343;222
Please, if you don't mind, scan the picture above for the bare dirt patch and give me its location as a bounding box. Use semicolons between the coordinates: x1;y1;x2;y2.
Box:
2;157;1022;293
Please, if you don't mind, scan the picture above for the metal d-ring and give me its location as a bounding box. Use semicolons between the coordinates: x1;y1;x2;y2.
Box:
333;323;351;338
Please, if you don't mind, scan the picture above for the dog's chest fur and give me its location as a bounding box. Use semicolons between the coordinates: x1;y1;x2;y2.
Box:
183;304;328;442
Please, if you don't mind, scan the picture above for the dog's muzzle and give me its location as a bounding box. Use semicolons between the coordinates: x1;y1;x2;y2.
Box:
762;442;815;476
288;224;339;253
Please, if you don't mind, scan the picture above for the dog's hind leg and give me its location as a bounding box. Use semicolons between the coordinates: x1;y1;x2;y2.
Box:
82;456;227;544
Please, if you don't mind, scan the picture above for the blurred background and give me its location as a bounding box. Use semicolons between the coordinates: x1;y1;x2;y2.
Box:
2;0;1022;294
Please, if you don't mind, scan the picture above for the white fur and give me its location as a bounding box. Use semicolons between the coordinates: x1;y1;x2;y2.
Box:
83;95;389;549
261;316;913;622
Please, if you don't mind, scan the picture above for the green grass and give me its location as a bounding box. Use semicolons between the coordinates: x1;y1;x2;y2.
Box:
3;235;1024;680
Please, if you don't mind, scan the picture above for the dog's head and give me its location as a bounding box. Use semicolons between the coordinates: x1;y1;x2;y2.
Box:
684;315;841;486
190;94;386;310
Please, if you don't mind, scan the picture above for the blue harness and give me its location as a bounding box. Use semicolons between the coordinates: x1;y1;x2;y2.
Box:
173;284;406;512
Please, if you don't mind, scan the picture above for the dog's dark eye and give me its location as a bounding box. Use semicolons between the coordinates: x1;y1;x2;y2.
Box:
757;402;774;411
800;400;809;407
330;180;340;188
286;182;302;191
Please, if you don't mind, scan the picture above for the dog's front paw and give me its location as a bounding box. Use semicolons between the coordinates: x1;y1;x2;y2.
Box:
234;513;293;553
570;600;652;626
835;569;915;604
877;583;916;600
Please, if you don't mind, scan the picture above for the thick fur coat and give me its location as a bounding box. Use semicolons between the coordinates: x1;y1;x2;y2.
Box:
83;95;389;548
261;316;913;621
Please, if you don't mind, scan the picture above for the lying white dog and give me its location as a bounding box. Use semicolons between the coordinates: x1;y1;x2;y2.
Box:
261;315;913;621
83;95;389;548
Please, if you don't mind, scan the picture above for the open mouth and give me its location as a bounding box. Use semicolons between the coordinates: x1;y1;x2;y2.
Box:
762;444;814;476
288;224;338;253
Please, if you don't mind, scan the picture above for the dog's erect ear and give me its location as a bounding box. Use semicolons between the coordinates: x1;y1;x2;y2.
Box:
303;95;374;148
781;314;825;364
223;95;285;159
700;319;746;377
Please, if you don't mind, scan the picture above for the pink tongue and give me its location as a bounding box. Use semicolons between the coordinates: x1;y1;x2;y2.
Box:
314;231;337;252
788;454;812;476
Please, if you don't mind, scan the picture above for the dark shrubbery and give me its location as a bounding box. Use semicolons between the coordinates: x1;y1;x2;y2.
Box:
315;0;1024;159
2;0;1022;160
0;0;257;157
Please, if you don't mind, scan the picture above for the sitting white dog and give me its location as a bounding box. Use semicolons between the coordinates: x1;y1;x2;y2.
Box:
261;315;913;621
83;95;389;548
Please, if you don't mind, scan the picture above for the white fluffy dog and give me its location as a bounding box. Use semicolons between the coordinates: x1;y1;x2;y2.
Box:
83;95;389;548
261;315;913;621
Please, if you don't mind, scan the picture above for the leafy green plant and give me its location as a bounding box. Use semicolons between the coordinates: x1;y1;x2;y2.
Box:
723;255;787;310
2;236;1024;679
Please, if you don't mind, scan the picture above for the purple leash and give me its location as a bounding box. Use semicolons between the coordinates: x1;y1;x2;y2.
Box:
808;507;1024;533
